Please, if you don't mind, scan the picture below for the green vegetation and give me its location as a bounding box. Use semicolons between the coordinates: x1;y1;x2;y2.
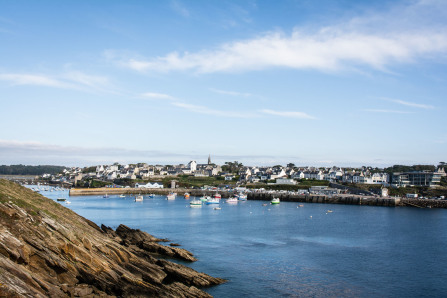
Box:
384;164;436;174
0;165;66;175
160;175;238;188
221;161;243;174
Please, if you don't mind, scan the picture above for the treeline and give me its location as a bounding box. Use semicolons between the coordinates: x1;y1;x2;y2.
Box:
0;165;66;175
383;165;437;174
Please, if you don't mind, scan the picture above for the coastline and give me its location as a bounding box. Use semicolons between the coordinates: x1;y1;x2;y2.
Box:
69;187;447;209
0;180;226;297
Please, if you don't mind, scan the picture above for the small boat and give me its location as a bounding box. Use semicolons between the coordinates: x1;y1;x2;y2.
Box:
299;204;304;207
190;199;202;206
57;198;66;202
184;192;190;199
103;194;109;198
200;196;209;202
271;198;280;204
167;193;176;200
213;207;221;210
214;193;222;199
135;195;143;202
327;210;333;213
226;197;238;203
206;198;220;204
65;201;71;204
148;194;155;198
237;193;247;201
119;194;125;198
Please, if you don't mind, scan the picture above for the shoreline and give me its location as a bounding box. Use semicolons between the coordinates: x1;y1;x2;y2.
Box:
68;187;447;209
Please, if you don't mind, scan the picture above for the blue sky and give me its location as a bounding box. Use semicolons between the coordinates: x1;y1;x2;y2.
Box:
1;0;446;167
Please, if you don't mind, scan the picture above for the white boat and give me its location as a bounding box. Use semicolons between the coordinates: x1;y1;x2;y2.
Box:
119;194;125;198
200;196;209;202
190;199;202;207
226;197;238;203
214;193;222;199
103;194;109;198
135;195;143;202
206;197;220;204
167;193;176;200
237;193;247;201
65;201;71;204
271;198;280;204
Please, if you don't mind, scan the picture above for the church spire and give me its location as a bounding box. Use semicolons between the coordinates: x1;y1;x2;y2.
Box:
208;154;211;165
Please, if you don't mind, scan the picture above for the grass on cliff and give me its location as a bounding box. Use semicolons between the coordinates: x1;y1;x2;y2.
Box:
0;179;99;234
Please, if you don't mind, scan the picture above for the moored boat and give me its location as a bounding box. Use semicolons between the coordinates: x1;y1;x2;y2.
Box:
135;195;143;202
57;198;66;202
206;197;220;204
214;193;221;199
184;192;190;199
103;194;109;198
190;199;202;207
119;194;125;198
237;193;247;201
226;197;238;203
167;193;176;200
200;196;209;202
271;198;280;204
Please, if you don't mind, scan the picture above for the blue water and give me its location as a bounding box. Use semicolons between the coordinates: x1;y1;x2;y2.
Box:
37;188;447;297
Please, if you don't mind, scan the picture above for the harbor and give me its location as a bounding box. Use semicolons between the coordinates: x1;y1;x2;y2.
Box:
68;187;447;208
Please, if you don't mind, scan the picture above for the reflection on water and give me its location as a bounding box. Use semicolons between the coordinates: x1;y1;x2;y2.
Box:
34;186;447;297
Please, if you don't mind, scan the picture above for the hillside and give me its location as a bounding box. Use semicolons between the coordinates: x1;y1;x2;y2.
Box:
0;179;225;297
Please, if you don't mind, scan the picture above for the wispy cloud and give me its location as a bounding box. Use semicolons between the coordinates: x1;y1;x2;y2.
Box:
116;1;447;74
209;88;253;97
141;92;176;100
172;102;255;118
363;109;414;114
170;0;190;17
260;109;316;119
0;73;72;88
381;97;435;109
0;71;114;94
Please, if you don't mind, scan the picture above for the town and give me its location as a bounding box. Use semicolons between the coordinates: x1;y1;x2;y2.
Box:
23;156;444;199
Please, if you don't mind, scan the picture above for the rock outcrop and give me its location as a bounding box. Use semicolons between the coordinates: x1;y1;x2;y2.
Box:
0;180;225;297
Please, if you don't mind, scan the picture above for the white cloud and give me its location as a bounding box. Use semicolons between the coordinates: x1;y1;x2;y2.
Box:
381;97;435;109
209;88;253;97
363;109;414;114
118;1;447;74
141;92;176;100
0;73;72;88
0;71;115;94
171;102;255;118
260;109;316;119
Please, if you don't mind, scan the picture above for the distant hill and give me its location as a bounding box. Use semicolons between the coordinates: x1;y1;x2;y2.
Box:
0;164;66;175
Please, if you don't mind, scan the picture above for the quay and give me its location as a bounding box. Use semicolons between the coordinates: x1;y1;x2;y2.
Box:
68;188;447;208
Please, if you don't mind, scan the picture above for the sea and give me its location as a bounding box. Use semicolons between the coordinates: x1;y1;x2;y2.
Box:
33;187;447;297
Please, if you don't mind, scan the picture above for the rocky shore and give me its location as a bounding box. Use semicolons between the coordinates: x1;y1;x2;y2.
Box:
0;179;225;297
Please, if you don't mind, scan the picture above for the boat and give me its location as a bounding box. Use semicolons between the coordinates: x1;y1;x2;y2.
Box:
271;198;280;204
65;201;71;204
167;193;176;200
200;196;209;202
213;207;221;210
148;194;155;198
226;197;238;203
237;193;247;201
206;197;220;204
57;198;66;202
327;210;333;213
119;194;125;198
103;194;109;198
135;195;143;202
214;193;222;199
190;199;202;207
184;192;190;199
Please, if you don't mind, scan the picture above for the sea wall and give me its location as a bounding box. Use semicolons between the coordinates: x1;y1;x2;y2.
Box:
247;192;401;207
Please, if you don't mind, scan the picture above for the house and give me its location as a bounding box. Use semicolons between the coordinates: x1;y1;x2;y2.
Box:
225;174;235;181
135;182;164;189
276;178;297;185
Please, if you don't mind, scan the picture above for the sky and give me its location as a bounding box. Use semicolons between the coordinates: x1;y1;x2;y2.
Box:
0;0;446;167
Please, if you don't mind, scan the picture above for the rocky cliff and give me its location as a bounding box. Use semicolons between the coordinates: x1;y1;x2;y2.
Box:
0;180;225;297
